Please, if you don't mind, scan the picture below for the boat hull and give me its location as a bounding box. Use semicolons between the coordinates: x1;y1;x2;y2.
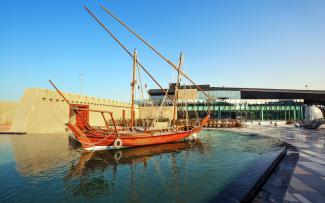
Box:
68;124;203;150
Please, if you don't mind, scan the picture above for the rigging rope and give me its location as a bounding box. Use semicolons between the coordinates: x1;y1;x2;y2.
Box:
135;56;151;130
84;6;186;115
149;71;178;128
71;131;114;147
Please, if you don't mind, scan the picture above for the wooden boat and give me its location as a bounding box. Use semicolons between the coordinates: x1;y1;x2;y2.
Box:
49;5;212;151
66;115;209;150
50;56;209;150
49;81;209;150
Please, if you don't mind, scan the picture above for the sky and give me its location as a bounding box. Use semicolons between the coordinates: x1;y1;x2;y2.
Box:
1;0;325;102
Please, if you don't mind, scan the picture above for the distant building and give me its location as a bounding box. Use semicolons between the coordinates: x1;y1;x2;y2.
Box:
145;84;325;121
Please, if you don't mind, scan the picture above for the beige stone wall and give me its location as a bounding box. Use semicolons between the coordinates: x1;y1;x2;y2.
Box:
139;106;174;120
10;88;139;134
0;101;18;124
178;89;198;100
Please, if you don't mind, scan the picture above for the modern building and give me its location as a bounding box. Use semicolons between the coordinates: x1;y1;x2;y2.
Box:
145;84;325;121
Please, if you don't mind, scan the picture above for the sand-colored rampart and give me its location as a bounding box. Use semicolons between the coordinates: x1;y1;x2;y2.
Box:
0;102;17;122
9;88;139;133
0;101;18;131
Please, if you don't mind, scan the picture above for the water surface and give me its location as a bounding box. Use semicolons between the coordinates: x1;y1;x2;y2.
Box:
0;130;282;202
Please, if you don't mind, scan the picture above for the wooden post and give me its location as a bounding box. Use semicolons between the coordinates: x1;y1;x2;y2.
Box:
130;50;137;130
109;113;117;131
122;109;126;121
133;110;136;127
122;109;126;130
101;112;110;130
172;53;183;126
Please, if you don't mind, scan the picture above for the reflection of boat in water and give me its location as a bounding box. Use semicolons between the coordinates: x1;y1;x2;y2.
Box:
66;140;205;178
64;140;205;198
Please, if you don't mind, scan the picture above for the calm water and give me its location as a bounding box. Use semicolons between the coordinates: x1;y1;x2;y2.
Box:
0;130;282;203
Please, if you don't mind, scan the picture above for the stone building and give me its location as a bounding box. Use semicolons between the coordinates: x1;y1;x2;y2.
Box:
0;88;139;134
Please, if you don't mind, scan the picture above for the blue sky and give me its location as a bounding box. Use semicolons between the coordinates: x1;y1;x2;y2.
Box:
1;0;325;102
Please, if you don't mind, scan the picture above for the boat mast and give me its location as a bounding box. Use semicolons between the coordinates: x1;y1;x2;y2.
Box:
83;6;186;116
172;53;183;126
130;50;137;130
100;4;212;101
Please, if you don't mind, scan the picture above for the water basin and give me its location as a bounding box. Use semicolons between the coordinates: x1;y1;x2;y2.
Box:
0;129;283;202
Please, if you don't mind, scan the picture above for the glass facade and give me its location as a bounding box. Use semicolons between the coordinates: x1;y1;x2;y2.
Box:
149;95;166;101
145;85;325;121
198;90;241;100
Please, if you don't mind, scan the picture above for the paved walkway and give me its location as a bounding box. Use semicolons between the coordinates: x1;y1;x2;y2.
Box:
230;124;325;203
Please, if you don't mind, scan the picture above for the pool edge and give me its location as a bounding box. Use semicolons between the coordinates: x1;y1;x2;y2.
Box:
210;145;287;203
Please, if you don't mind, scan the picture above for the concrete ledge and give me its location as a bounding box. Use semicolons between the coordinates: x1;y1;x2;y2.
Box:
210;146;287;203
253;143;300;202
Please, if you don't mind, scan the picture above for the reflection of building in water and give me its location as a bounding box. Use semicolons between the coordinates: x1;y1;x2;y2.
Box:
9;133;75;176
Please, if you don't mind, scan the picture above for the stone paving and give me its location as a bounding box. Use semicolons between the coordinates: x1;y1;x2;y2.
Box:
230;124;325;203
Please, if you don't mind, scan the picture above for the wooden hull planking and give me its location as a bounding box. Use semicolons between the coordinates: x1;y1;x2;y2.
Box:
68;123;203;150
